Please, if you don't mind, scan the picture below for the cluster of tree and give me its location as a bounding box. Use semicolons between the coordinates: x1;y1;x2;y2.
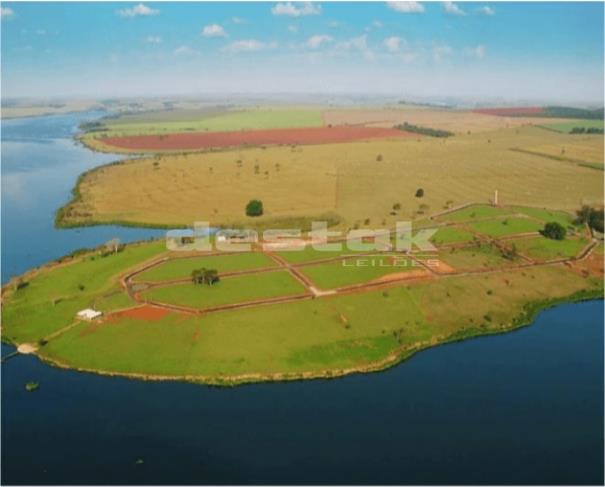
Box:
191;268;219;285
575;205;604;233
246;199;264;217
541;222;567;240
569;127;604;134
78;121;108;133
395;122;454;138
543;106;604;120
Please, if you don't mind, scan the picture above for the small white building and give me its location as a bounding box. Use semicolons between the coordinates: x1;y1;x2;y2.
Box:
76;308;103;321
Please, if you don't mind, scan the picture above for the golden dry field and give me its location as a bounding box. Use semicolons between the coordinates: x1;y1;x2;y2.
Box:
59;124;603;229
321;108;572;133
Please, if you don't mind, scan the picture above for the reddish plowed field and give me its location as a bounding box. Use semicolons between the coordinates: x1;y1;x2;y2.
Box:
472;107;545;117
115;305;170;321
103;126;415;151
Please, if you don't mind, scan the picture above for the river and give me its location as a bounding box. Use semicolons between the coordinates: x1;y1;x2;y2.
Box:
1;112;603;485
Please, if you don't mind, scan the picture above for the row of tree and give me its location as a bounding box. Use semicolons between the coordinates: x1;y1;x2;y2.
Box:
395;122;454;138
569;127;604;134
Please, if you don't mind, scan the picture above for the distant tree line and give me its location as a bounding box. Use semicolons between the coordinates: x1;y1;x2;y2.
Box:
395;122;454;138
78;121;108;133
569;127;604;135
543;106;604;120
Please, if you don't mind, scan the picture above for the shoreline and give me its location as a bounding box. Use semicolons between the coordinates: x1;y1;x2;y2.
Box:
5;291;602;387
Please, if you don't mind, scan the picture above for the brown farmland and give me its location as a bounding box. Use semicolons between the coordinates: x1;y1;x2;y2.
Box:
102;126;415;152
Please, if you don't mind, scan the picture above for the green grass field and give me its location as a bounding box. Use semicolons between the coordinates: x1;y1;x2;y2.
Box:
437;205;514;223
275;244;358;264
439;244;515;270
36;264;600;379
509;207;576;228
2;236;601;383
1;241;166;343
98;108;324;137
135;252;276;282
540;119;604;133
141;270;306;308
429;226;476;245
509;236;588;261
300;255;423;289
469;217;545;238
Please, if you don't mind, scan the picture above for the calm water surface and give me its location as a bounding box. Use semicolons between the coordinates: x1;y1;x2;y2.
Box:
1;113;603;485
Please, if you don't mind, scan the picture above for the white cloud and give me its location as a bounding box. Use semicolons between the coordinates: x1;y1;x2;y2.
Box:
202;24;227;38
145;35;162;44
117;3;159;18
386;2;425;14
288;24;299;33
1;7;14;20
173;45;195;56
478;5;495;15
433;44;453;61
443;2;466;16
384;36;404;53
465;45;486;59
306;34;333;49
231;17;246;24
223;39;277;53
328;21;341;28
337;35;374;60
271;2;321;17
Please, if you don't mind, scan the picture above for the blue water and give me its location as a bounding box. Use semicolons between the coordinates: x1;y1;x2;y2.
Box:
1;112;165;282
1;113;603;485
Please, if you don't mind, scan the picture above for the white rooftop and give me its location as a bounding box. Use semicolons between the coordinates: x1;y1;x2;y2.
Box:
76;308;103;320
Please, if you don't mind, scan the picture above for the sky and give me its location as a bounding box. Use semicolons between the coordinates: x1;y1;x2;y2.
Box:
1;1;603;104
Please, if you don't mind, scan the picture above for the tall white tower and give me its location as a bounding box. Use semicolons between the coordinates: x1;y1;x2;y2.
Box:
494;190;499;206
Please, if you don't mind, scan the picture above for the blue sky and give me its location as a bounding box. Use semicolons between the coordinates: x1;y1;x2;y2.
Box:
1;1;603;103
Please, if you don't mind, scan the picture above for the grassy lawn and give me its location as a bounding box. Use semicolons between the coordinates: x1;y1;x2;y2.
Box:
140;270;306;308
509;236;588;261
37;264;600;379
540;120;604;133
438;205;514;222
299;255;423;289
1;241;166;343
135;252;276;282
509;207;576;228
430;226;476;245
276;244;359;264
100;108;324;137
469;217;544;238
439;244;514;270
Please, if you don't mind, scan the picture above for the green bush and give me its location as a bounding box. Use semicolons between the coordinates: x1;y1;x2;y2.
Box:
541;221;566;240
245;199;264;217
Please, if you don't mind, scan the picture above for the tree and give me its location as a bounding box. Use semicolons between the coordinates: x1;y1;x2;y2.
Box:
192;268;219;285
415;188;424;198
541;221;566;240
575;205;604;233
245;199;264;217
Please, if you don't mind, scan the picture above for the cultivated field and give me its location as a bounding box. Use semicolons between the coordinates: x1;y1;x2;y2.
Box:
321;107;569;133
60;125;604;229
98;126;415;152
95;107;324;137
